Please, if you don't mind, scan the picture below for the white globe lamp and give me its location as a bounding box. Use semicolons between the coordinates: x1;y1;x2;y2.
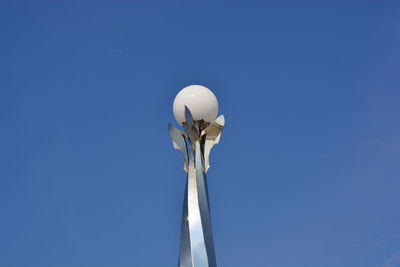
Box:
173;85;219;125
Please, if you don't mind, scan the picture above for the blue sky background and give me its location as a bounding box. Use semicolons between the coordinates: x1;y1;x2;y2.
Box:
1;1;400;267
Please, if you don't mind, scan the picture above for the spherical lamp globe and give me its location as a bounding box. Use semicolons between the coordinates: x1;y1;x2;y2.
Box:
173;85;219;125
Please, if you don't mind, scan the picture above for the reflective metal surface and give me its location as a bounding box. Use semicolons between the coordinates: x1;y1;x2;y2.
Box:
168;107;225;267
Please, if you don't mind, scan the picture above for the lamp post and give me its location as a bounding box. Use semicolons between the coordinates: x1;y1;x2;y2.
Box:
168;85;225;267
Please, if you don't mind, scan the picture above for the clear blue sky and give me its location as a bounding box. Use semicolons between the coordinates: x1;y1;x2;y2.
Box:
1;1;400;267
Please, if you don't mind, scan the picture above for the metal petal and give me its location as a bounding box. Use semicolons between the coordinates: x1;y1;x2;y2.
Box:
168;124;189;173
201;115;225;173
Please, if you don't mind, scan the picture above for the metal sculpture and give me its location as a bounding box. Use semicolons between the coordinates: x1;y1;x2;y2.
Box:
168;106;225;267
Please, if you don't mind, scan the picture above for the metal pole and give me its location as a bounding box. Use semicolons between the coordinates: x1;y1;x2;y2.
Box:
168;107;225;267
